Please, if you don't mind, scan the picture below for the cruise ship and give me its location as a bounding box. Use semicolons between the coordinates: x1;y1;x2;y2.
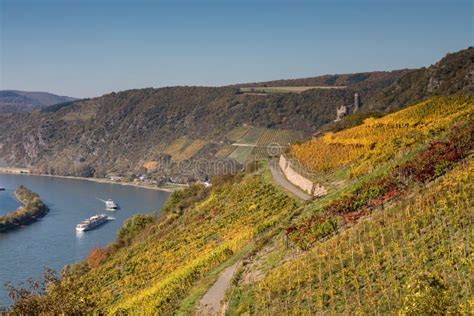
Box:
76;214;109;231
105;199;119;210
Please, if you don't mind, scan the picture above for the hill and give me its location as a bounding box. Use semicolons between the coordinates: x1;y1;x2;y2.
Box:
0;90;77;113
2;95;472;314
0;48;471;182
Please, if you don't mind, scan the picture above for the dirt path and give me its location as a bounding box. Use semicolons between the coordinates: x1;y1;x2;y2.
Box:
269;159;312;201
199;261;239;315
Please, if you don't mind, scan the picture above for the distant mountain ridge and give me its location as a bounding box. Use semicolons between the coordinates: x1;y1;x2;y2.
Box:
0;90;77;113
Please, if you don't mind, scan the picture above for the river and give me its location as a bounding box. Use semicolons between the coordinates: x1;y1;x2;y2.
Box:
0;173;169;306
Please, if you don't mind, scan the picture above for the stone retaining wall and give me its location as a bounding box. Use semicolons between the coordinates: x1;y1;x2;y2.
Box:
279;155;327;197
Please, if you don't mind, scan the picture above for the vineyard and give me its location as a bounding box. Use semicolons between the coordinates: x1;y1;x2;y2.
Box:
257;129;305;147
291;96;474;175
233;160;473;314
221;127;307;162
214;145;236;158
227;146;254;164
235;127;265;145
164;138;208;161
225;126;252;142
224;96;473;314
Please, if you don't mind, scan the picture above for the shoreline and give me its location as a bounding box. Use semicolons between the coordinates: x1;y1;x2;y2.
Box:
0;167;178;193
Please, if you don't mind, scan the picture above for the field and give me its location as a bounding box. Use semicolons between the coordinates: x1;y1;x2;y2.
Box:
164;139;207;161
291;96;474;176
240;86;346;94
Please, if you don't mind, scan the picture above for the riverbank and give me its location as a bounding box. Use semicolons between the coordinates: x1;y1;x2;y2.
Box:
0;186;49;232
0;167;181;193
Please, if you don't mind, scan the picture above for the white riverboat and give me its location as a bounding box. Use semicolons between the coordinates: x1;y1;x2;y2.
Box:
76;214;109;231
105;199;119;210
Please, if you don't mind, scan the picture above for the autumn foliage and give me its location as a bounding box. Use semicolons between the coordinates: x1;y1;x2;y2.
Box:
87;246;108;268
291;96;473;176
287;118;473;250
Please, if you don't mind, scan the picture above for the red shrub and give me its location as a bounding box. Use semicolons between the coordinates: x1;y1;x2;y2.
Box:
87;246;108;268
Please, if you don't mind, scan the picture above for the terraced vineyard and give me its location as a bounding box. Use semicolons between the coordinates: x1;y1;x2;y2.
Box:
257;129;305;147
222;127;307;163
235;127;265;145
291;96;474;175
215;145;236;158
227;146;255;164
242;160;473;314
225;96;474;314
225;126;253;142
164;139;208;161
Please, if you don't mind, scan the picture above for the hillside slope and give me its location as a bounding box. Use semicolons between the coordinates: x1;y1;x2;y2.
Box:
3;95;472;314
367;47;474;111
231;160;473;314
0;48;471;180
2;172;301;314
0;90;77;113
225;96;473;314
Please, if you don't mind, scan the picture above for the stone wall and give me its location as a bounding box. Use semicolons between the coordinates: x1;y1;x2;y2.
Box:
279;155;327;197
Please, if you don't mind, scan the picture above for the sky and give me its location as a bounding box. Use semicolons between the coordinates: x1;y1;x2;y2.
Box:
0;0;472;98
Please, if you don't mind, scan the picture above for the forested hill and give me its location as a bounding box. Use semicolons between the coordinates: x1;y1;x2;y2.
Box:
0;90;77;113
0;48;471;180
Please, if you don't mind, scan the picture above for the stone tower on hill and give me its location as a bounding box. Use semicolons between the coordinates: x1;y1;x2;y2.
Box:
335;92;360;122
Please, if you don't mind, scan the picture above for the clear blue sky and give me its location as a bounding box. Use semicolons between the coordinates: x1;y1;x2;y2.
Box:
1;0;472;98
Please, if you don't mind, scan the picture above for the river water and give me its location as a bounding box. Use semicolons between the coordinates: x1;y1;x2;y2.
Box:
0;173;169;306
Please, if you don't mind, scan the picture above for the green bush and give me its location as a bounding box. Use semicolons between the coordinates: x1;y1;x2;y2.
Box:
117;214;156;246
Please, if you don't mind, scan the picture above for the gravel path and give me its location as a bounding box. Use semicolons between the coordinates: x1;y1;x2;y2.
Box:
199;261;239;315
269;159;312;201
